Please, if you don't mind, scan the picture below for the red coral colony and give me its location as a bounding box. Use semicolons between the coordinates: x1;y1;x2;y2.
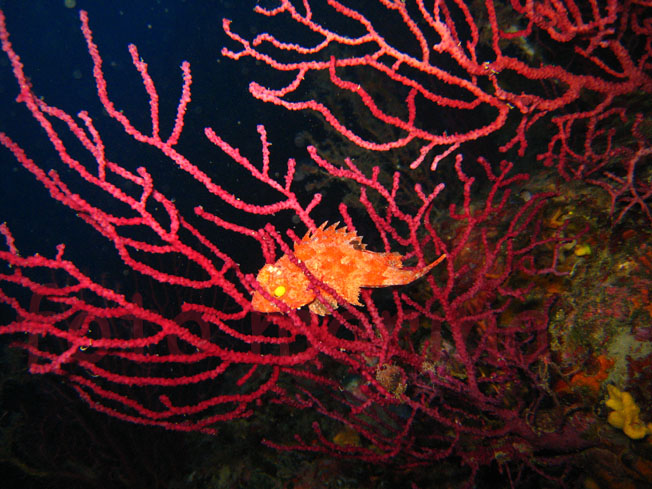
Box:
0;1;651;488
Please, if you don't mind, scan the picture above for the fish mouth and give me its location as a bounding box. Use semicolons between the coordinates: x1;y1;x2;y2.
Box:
251;292;281;313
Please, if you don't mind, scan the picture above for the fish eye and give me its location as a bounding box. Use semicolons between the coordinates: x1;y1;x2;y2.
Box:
273;285;286;298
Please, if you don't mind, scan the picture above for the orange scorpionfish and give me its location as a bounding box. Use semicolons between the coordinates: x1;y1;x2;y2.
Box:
251;222;446;315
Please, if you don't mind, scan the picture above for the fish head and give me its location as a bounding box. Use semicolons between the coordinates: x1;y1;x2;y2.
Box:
251;256;314;313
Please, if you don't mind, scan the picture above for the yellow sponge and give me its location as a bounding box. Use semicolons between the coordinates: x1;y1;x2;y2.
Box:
605;385;652;440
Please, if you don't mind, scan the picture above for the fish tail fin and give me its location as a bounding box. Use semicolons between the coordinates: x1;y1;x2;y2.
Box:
380;253;446;286
420;253;447;276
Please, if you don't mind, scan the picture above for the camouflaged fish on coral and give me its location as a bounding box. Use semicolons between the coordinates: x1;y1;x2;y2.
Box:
251;222;445;315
